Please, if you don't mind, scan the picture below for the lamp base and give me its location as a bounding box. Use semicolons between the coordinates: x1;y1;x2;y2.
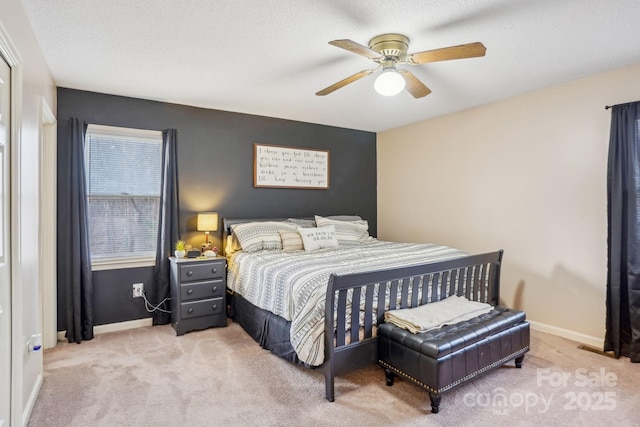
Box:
201;242;212;252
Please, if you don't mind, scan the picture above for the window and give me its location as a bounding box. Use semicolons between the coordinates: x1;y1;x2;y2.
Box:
85;124;162;268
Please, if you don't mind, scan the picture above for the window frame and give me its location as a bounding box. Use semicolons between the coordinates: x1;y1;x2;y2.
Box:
85;124;163;271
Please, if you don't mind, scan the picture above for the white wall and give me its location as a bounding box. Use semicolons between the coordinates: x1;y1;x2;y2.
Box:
377;63;640;346
0;0;56;425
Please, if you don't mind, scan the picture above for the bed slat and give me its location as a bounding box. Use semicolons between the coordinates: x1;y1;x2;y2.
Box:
449;269;459;297
421;275;430;305
410;276;420;307
400;277;410;308
376;282;387;324
364;284;375;338
439;270;449;302
389;280;399;310
350;287;361;344
430;272;441;303
464;266;472;299
336;290;347;347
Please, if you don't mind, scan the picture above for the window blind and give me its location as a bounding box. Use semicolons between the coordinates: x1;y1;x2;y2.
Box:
85;124;162;260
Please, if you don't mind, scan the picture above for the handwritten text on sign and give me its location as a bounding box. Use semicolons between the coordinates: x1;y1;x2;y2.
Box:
254;144;329;189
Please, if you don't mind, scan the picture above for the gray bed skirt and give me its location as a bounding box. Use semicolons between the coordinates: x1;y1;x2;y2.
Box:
229;292;311;367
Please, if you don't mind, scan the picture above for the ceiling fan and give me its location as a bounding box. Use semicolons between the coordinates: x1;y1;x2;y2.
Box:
315;33;486;98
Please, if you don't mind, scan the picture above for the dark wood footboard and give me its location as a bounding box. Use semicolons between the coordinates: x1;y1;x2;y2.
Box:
321;250;503;401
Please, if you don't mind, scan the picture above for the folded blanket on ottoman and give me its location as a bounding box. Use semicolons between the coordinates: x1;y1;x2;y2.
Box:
384;295;493;334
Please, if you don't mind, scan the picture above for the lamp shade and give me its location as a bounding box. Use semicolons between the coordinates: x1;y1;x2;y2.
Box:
374;69;405;96
197;212;219;232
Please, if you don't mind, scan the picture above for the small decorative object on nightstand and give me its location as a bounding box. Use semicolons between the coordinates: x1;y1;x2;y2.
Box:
197;212;218;252
186;249;201;258
169;256;227;335
174;240;186;259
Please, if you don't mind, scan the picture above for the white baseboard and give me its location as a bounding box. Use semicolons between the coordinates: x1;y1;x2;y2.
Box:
57;318;154;342
23;373;42;427
528;320;603;349
55;318;603;351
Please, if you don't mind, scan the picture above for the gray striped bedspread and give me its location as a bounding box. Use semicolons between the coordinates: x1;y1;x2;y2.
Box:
226;239;467;366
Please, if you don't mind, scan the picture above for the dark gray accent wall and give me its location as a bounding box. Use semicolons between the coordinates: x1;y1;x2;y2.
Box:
57;88;377;329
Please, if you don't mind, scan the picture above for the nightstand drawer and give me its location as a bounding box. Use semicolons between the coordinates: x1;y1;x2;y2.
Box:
181;279;224;301
181;298;224;319
179;262;224;282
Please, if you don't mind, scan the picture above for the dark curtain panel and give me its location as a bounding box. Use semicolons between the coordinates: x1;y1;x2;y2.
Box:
59;118;94;343
605;101;640;362
152;129;180;325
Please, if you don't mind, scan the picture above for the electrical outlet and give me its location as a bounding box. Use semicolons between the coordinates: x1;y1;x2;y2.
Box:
132;283;144;298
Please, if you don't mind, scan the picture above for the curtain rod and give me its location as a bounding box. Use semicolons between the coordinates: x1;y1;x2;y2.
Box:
605;101;640;110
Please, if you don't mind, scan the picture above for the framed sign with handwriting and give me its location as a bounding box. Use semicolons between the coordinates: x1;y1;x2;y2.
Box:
253;143;329;189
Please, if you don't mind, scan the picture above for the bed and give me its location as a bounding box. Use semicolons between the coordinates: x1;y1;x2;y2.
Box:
223;216;504;402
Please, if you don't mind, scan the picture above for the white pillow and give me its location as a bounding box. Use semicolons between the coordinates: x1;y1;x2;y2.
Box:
298;225;339;252
315;215;369;246
279;229;304;251
231;221;297;253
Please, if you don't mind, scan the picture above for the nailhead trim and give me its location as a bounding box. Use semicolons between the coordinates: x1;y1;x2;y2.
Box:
379;346;529;395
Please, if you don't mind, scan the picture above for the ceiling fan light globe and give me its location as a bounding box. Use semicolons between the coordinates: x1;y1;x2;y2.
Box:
374;70;405;96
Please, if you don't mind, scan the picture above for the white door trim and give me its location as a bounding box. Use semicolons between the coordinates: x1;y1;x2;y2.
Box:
39;98;56;350
0;20;25;427
0;50;10;427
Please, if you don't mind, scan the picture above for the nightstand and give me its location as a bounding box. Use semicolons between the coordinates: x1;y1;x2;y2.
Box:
169;256;227;335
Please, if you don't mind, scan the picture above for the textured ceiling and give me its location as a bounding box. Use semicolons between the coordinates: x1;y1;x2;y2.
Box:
21;0;640;132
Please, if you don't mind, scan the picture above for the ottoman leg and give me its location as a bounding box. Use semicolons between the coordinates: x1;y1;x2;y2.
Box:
384;368;396;386
429;393;441;414
514;354;525;368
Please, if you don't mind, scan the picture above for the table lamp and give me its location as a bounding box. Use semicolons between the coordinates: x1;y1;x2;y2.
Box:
197;212;218;252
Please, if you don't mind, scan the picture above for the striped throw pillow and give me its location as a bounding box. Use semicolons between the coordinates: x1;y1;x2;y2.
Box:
315;215;369;246
279;229;304;251
231;221;297;253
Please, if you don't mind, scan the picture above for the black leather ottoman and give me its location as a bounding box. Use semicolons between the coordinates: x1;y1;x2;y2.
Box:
378;306;530;413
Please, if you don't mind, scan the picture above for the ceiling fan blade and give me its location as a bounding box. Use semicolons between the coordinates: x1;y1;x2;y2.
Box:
329;39;382;60
315;69;374;96
398;70;432;98
407;42;486;64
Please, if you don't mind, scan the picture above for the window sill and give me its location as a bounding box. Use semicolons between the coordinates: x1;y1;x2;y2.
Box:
92;256;156;271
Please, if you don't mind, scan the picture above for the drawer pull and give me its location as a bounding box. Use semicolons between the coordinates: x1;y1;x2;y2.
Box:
212;304;218;311
187;289;193;295
188;307;194;314
186;270;193;277
212;286;218;293
211;267;217;274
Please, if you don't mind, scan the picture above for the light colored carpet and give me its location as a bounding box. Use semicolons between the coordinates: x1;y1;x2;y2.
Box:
28;321;640;427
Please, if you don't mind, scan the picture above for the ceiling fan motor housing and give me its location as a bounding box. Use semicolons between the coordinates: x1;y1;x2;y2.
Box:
368;34;410;61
